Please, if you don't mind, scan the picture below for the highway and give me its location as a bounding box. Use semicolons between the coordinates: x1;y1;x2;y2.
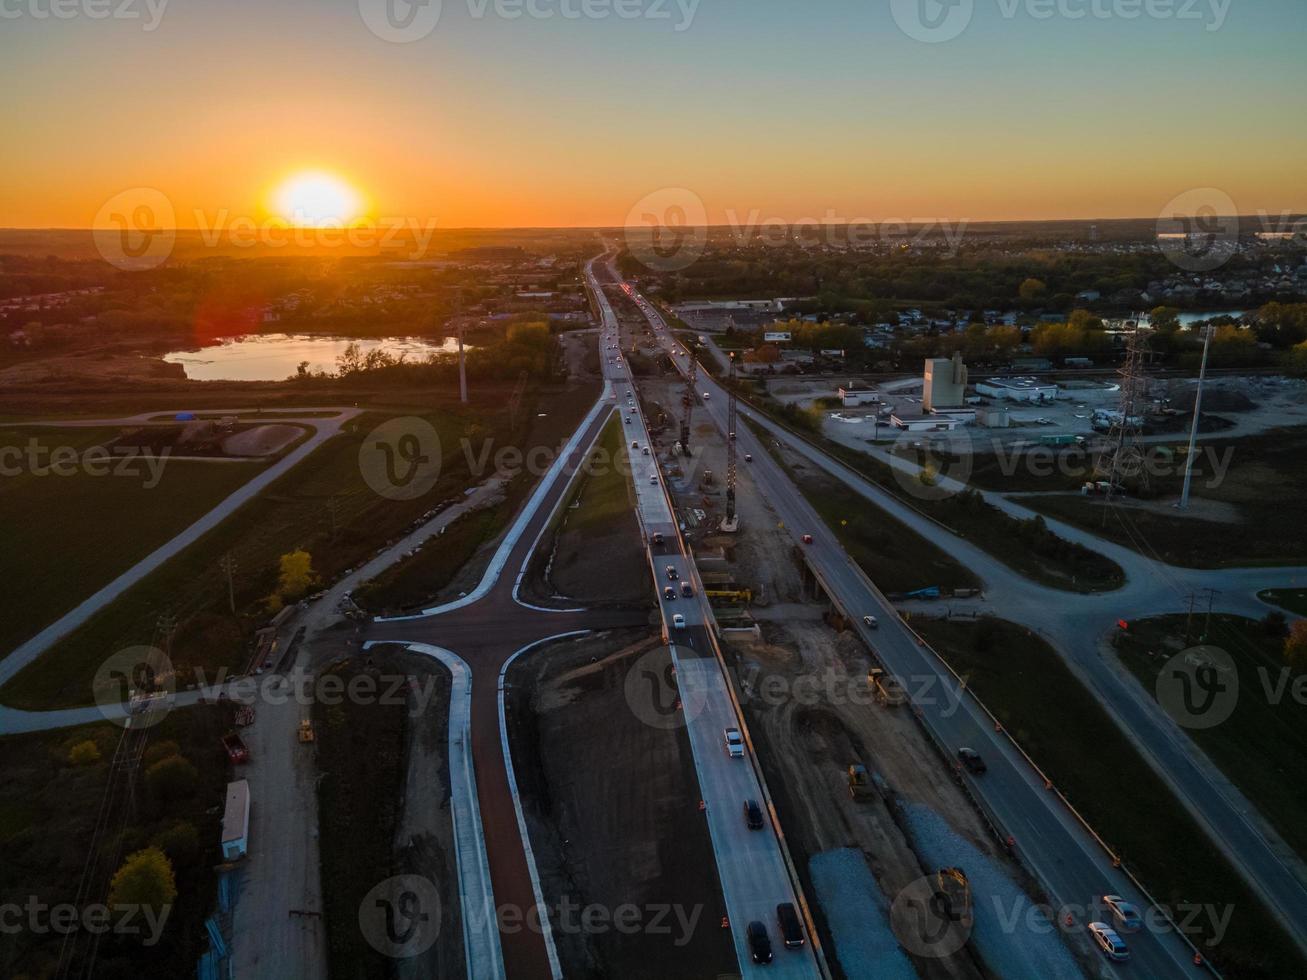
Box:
614;260;1213;979
586;256;822;978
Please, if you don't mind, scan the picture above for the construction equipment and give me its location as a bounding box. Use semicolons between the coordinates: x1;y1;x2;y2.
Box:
936;868;973;930
867;667;907;707
680;355;698;457
847;764;873;801
720;352;740;532
298;719;315;743
705;588;753;604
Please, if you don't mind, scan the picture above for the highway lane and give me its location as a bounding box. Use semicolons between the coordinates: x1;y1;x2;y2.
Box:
620;264;1212;978
587;256;821;977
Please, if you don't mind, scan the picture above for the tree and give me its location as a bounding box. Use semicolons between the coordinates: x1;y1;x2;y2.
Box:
68;740;101;765
1018;278;1047;302
275;549;317;601
153;821;201;867
1286;339;1307;376
108;848;177;921
1285;620;1307;668
1149;306;1181;333
146;754;198;801
1067;308;1103;332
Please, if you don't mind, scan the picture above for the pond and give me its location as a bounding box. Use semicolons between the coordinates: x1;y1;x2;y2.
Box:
164;333;464;381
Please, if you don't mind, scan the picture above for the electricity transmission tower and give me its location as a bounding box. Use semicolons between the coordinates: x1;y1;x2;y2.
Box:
1097;318;1151;502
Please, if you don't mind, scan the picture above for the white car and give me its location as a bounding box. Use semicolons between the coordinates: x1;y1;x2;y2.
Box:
649;475;658;484
1087;922;1130;962
724;728;745;758
672;613;686;629
1103;895;1142;932
862;615;879;628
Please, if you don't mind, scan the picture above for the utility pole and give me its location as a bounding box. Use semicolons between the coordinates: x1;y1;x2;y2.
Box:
1201;587;1221;639
219;553;237;613
1184;592;1197;644
1178;324;1214;510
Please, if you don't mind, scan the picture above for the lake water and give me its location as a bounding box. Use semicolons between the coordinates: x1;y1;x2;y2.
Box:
164;333;463;381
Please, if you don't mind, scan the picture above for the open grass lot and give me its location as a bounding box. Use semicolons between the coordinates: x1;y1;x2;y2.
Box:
916;617;1304;980
0;382;598;710
1016;428;1307;568
0;426;269;658
0;708;230;979
353;386;602;613
1113;614;1307;862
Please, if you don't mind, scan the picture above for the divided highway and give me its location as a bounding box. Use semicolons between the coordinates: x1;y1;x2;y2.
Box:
616;262;1211;979
587;257;822;978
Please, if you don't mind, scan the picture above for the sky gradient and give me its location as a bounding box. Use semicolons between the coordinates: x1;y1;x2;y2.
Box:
1;0;1304;228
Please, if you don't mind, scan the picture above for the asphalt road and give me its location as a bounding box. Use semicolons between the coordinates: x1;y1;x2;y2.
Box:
618;262;1214;978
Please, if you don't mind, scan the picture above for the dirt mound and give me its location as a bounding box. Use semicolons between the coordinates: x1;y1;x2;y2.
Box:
1171;385;1256;413
222;423;302;456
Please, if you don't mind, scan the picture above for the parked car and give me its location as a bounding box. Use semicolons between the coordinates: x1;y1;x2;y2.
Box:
746;921;773;964
1103;895;1142;932
957;747;987;774
724;728;744;758
743;799;764;830
1087;921;1130;961
776;903;805;948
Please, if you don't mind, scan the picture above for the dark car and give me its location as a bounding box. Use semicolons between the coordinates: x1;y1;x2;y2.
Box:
957;747;987;774
665;565;679;580
776;902;805;948
743;799;764;830
681;582;693;597
663;586;676;601
746;921;773;964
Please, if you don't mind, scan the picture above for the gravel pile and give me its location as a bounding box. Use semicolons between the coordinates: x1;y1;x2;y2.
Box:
809;848;917;980
903;804;1086;980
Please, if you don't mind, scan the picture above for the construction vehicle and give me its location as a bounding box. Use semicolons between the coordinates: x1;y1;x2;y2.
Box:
868;667;907;707
222;731;250;764
720;353;740;532
936;868;973;929
847;764;874;801
705;588;753;604
298;719;315;743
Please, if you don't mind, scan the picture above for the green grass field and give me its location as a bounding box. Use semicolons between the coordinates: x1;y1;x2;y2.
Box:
0;426;267;657
0;383;598;710
917;617;1304;980
1113;614;1307;862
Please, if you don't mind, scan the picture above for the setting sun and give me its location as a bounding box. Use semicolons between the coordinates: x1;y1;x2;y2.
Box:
272;171;363;227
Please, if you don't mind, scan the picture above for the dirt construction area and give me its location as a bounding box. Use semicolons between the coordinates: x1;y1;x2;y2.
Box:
504;629;736;979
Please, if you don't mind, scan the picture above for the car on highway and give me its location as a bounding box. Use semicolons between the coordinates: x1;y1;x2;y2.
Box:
650;531;663;545
957;747;987;774
680;582;693;597
776;903;805;949
632;440;639;449
642;446;650;455
862;615;879;628
743;799;764;829
801;534;814;544
665;565;679;580
1103;895;1142;931
663;586;676;600
649;474;658;484
746;921;773;964
724;727;744;758
624;416;631;424
672;613;686;629
1087;921;1130;961
744;453;753;462
702;391;711;399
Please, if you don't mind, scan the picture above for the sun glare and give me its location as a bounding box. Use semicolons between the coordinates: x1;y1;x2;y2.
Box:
273;172;363;227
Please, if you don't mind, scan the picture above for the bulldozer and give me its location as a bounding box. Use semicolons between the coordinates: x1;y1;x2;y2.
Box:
936;868;973;930
298;719;315;743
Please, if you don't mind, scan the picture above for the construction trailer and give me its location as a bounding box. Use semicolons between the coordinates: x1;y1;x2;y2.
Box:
221;779;251;861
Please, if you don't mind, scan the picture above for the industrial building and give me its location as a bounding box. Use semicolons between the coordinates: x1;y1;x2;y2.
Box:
890;413;966;432
923;352;968;411
837;382;881;407
975;377;1060;402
